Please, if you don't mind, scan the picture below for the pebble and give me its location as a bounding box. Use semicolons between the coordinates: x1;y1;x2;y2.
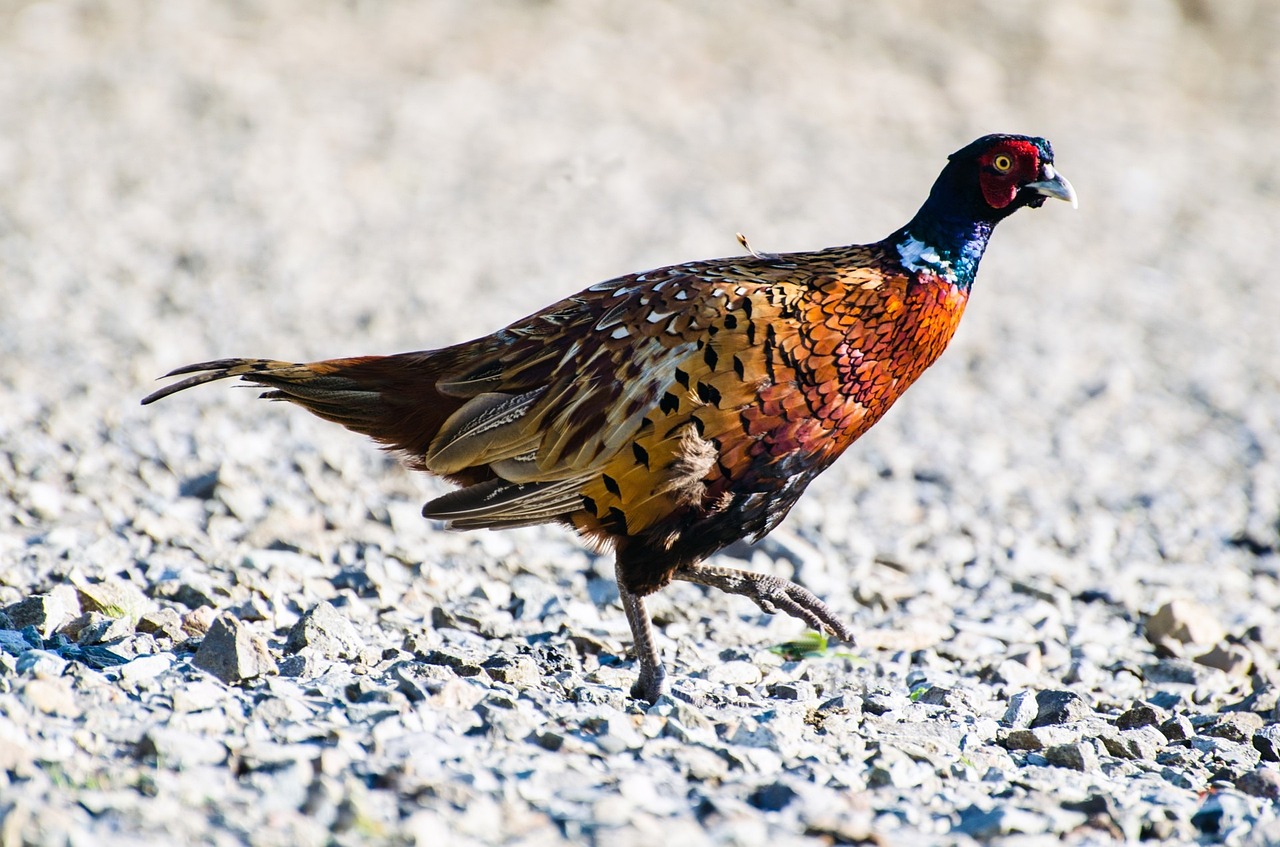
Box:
1235;766;1280;802
1044;741;1101;772
192;614;274;684
285;601;365;661
1101;727;1167;760
1001;691;1039;728
1032;690;1091;727
1195;643;1253;676
4;592;78;638
1146;600;1226;647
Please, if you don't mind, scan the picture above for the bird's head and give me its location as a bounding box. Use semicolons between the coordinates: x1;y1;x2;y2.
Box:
940;134;1077;220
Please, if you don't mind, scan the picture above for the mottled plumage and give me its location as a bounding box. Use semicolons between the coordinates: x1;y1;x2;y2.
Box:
144;134;1075;701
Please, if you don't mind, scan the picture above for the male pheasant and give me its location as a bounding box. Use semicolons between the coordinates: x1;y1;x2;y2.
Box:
144;134;1075;702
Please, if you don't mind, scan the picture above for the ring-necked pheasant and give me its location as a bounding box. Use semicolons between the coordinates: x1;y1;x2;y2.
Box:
144;134;1075;702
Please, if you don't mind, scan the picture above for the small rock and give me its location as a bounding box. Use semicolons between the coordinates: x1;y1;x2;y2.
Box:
1195;643;1252;676
0;630;31;656
955;805;1052;838
767;680;816;701
481;653;540;687
1004;726;1084;751
4;593;77;638
136;727;227;768
707;660;762;687
390;662;453;702
75;613;136;645
119;654;173;685
1002;691;1039;728
74;580;152;621
1045;741;1101;772
418;647;483;677
1235;766;1280;801
192;614;274;684
285;601;364;661
15;649;67;678
1200;712;1265;744
172;680;227;713
1159;715;1195;742
21;677;79;717
747;781;798;812
1191;791;1252;836
816;693;863;721
1254;724;1280;761
586;714;642;754
1117;702;1166;730
136;608;186;642
1102;727;1167;760
1190;736;1262;781
1032;690;1090;726
1146;600;1225;646
1147;658;1220;686
863;689;910;716
182;606;218;637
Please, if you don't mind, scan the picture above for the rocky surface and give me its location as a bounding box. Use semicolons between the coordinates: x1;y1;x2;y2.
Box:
2;1;1279;845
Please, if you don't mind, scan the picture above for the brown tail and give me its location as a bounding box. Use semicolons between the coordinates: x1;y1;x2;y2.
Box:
142;354;470;468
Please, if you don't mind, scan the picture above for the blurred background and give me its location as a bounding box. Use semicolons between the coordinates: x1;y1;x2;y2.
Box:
1;0;1278;630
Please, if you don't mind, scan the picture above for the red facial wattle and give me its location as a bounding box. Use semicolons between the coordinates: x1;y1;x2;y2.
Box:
976;140;1041;209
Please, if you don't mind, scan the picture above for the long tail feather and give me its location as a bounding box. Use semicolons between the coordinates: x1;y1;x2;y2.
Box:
142;353;474;471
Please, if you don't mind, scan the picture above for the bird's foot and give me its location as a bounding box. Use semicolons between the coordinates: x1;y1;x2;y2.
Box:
630;664;669;704
616;570;670;704
676;564;856;643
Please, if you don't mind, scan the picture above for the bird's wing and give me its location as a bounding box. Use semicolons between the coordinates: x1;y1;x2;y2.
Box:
420;257;813;529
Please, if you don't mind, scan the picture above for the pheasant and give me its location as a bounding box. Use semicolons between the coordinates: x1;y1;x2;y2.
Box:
144;134;1075;702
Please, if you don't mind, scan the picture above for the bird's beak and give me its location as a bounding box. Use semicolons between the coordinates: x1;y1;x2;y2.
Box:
1024;163;1078;209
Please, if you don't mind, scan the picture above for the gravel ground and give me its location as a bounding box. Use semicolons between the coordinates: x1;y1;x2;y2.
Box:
2;1;1280;845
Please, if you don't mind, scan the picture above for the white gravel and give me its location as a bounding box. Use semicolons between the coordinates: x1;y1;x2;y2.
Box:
2;1;1279;845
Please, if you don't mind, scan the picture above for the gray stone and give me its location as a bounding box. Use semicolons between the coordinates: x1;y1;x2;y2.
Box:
1160;715;1195;742
1199;712;1265;744
1254;723;1280;761
0;630;30;657
1101;727;1167;760
954;805;1052;838
1044;741;1101;772
4;593;77;638
1002;691;1039;728
74;580;152;621
15;649;67;678
1116;701;1165;730
707;660;762;687
285;601;364;661
1032;690;1090;726
136;608;186;642
863;689;910;716
1146;600;1225;646
481;653;540;687
192;613;274;684
1190;736;1262;780
119;653;174;685
75;613;136;645
136;728;227;768
1234;766;1280;801
181;606;219;637
1194;643;1252;676
767;680;816;701
172;680;227;713
1004;725;1084;751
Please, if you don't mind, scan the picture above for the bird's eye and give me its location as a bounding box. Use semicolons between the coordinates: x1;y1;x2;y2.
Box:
992;154;1013;173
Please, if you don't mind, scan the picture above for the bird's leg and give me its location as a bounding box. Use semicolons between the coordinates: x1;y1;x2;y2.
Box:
615;568;668;703
674;563;856;643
